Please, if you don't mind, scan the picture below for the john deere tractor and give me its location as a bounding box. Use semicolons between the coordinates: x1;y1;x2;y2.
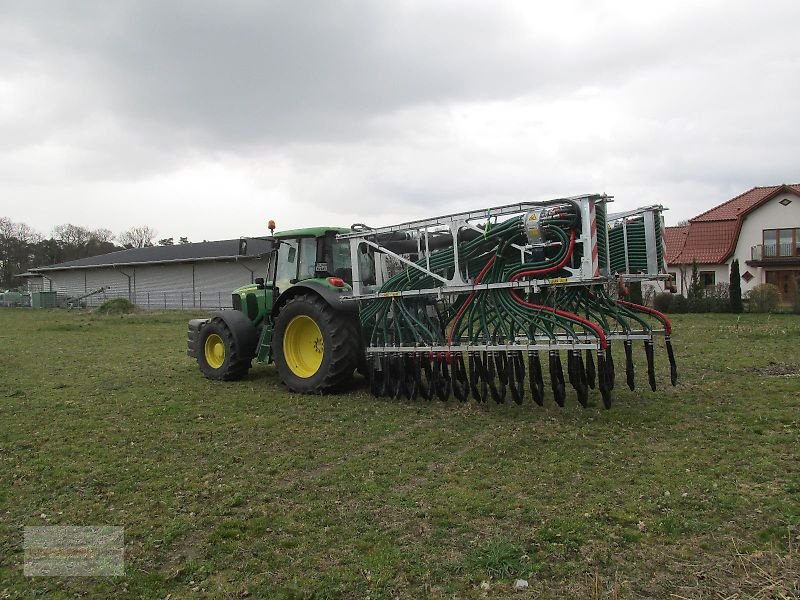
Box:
187;226;367;393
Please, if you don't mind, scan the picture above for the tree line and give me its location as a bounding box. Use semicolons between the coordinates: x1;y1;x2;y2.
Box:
0;218;190;289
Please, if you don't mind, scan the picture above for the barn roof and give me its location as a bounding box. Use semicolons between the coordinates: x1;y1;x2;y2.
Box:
29;238;273;272
666;184;800;265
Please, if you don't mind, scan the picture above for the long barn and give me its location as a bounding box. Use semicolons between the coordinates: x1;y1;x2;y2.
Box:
24;239;272;309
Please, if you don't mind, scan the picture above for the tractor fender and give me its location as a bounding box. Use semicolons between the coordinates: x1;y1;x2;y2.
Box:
209;310;260;359
272;280;358;318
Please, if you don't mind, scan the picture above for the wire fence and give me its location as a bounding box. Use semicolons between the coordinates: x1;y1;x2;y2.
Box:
24;282;234;311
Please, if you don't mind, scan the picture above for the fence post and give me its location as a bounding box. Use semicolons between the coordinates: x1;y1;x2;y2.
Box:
181;292;184;309
218;291;222;309
147;292;150;309
164;292;167;309
199;291;202;308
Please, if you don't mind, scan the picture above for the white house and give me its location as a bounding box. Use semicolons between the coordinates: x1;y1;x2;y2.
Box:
665;184;800;301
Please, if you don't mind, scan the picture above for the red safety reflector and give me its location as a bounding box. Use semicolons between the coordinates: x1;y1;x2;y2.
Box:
328;277;345;288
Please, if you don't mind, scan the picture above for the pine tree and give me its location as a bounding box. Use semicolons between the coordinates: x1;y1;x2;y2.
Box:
729;259;743;313
688;259;703;300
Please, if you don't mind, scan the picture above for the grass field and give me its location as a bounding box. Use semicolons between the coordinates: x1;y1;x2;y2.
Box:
0;309;798;599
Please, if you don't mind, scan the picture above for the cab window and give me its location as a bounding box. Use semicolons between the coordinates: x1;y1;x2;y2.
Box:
298;237;318;281
275;239;298;289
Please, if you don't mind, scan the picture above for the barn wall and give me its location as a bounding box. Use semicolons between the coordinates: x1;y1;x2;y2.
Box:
34;258;269;309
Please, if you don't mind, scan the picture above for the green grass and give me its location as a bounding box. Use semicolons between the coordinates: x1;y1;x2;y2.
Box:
0;309;798;598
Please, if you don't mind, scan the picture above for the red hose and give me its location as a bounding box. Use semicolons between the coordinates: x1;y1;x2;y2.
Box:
447;255;497;345
510;290;608;349
617;300;672;334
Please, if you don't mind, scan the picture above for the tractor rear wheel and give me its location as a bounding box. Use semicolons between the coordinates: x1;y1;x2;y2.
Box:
272;293;359;393
196;317;252;381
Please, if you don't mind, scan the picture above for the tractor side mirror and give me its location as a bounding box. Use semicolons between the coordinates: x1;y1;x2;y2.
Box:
255;277;265;289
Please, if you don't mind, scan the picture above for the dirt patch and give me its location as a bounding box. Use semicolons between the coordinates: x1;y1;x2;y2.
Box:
754;362;800;377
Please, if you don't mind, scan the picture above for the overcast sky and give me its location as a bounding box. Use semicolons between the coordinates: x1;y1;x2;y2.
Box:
1;0;798;242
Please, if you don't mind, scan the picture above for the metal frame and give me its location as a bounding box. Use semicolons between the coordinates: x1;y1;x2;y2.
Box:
341;193;611;298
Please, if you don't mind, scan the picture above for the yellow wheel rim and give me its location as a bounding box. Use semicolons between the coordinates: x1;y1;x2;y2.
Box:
283;315;324;378
204;333;226;369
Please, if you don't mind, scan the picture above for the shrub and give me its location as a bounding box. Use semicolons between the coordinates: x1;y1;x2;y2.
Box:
746;284;780;313
686;296;709;313
669;294;688;313
788;275;800;315
629;281;643;304
95;298;136;315
707;283;730;313
653;292;673;313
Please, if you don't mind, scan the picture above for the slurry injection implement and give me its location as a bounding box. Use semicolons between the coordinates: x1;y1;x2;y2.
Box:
189;194;677;408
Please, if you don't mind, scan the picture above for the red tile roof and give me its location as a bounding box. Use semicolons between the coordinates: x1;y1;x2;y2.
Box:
667;184;800;264
664;225;689;263
692;184;800;222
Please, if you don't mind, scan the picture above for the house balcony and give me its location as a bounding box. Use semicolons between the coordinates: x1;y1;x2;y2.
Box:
747;243;800;267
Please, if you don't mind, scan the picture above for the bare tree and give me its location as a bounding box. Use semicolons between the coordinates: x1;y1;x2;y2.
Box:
91;228;115;244
179;236;190;245
119;226;157;248
158;237;174;246
53;224;92;247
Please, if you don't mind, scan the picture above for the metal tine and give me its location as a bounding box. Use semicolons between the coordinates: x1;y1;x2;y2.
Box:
451;352;469;402
624;340;635;391
585;349;596;389
390;354;404;399
469;352;488;403
418;354;435;401
433;355;452;401
528;350;545;406
486;352;507;403
403;355;418;401
644;340;656;391
508;351;525;404
597;350;613;409
665;336;678;386
549;350;566;407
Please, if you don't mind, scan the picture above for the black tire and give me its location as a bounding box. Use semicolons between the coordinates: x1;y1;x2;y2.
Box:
196;317;252;381
272;293;360;393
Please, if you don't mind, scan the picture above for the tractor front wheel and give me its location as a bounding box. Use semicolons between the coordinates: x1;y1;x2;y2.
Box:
272;293;359;393
196;317;252;380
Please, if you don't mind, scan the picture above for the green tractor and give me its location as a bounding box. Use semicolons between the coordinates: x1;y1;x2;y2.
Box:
187;226;368;393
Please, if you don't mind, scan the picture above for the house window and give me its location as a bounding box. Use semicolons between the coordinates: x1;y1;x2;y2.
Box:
699;271;715;289
741;271;753;283
763;228;800;257
779;198;792;206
